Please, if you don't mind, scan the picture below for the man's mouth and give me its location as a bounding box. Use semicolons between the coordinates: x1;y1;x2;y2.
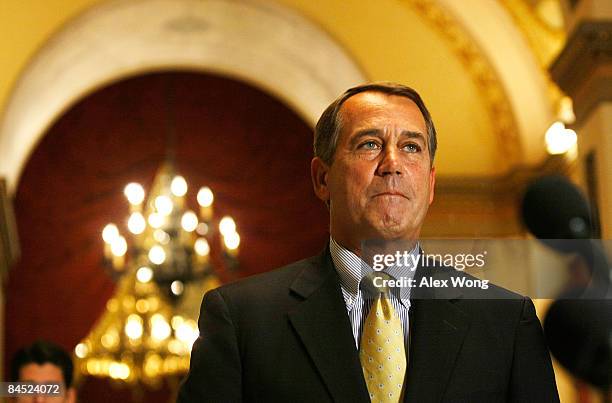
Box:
373;192;408;199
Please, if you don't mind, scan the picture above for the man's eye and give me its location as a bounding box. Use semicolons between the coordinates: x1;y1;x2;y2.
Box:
403;143;421;153
359;141;379;150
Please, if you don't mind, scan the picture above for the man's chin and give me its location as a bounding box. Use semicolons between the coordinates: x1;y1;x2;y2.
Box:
366;221;418;241
375;230;415;241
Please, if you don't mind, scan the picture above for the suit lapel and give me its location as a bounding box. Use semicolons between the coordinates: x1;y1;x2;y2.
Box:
404;263;471;402
288;249;370;403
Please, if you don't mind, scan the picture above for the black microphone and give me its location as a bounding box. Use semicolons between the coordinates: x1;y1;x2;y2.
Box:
521;175;591;239
521;175;612;391
521;175;610;287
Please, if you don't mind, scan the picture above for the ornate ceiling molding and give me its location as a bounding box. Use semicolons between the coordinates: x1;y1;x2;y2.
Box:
0;0;366;194
405;0;522;170
500;0;566;67
550;20;612;126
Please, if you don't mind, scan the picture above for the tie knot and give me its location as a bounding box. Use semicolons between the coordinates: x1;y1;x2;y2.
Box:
360;271;396;299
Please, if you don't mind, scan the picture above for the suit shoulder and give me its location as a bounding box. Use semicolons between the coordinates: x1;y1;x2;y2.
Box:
430;263;525;300
212;254;321;299
450;269;530;322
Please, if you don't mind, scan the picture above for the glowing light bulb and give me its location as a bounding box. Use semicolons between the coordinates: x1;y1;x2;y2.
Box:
109;363;121;379
181;211;198;232
102;224;119;243
127;212;146;234
136;266;153;283
224;232;240;250
110;236;127;256
148;212;164;229
109;362;130;380
176;320;199;345
148;245;166;265
171;280;184;296
219;216;236;236
150;314;171;341
75;343;89;358
120;364;130;380
545;121;564;141
125;314;143;340
194;238;210;256
155;195;173;216
171;176;188;197
545;121;577;155
124;183;145;205
197;187;214;207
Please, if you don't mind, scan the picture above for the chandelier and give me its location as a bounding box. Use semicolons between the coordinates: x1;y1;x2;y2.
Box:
102;161;240;299
74;161;240;386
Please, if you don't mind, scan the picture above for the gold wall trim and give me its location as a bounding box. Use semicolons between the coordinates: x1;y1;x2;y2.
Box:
500;0;566;67
436;154;571;195
500;0;568;122
404;0;522;169
424;155;572;238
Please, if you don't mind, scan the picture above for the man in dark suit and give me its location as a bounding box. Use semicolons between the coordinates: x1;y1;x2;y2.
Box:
178;83;559;402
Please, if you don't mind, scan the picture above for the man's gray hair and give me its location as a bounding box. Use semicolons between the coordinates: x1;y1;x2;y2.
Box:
314;82;437;166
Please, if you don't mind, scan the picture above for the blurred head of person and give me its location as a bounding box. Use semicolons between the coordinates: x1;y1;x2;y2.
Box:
10;340;76;403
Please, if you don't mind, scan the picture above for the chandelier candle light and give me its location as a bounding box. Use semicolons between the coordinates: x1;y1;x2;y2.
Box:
101;163;240;299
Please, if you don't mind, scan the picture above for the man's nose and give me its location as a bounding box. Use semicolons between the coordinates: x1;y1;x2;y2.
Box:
376;146;403;176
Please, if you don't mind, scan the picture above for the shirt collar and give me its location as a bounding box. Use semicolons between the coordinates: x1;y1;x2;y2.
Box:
329;237;419;307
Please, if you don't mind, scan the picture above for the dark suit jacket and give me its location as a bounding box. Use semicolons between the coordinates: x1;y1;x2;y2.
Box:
178;247;559;402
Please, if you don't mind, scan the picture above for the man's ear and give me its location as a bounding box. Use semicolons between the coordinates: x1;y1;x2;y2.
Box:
428;166;436;205
311;157;330;203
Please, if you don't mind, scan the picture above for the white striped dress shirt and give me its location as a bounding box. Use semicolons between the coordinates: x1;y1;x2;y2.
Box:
329;238;419;350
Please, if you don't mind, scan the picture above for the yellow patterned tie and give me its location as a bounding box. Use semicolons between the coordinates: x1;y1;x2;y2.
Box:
359;289;406;402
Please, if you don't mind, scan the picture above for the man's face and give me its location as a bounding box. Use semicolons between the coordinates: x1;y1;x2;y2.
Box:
312;92;435;252
16;363;75;403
